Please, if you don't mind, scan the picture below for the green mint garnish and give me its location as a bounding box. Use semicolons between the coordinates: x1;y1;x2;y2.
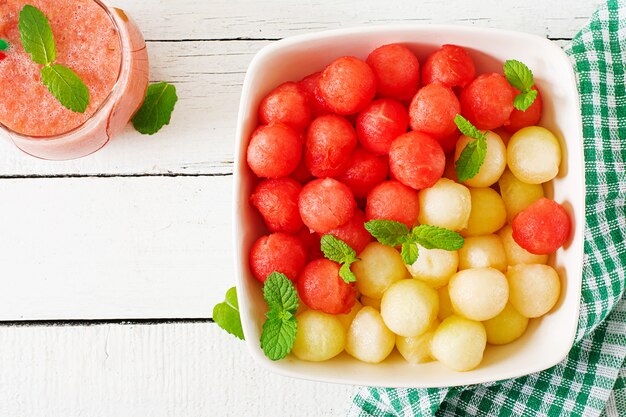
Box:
132;82;178;135
18;5;90;113
503;59;537;111
0;39;9;51
365;219;464;265
260;272;299;361
454;114;488;182
320;234;358;283
213;287;244;340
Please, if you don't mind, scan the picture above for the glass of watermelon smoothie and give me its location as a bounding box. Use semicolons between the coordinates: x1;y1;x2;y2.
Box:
0;0;149;160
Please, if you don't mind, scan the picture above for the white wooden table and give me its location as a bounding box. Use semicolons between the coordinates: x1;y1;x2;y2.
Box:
0;1;601;415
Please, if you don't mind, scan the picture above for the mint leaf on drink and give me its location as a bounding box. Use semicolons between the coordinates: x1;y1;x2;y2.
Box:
454;114;488;182
41;64;90;113
18;5;55;65
412;225;465;251
321;234;358;283
213;287;244;340
260;272;299;361
364;219;409;247
132;82;178;135
504;59;537;111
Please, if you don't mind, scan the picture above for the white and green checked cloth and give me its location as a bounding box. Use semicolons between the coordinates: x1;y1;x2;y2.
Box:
348;1;626;415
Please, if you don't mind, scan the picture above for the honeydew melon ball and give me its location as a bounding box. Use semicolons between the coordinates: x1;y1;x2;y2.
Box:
463;187;507;236
507;264;561;318
498;225;549;265
498;168;545;222
454;131;507;188
346;306;395;363
438;286;454;320
418;178;471;231
353;242;407;299
483;303;529;345
292;310;346;361
458;234;507;272
380;279;439;337
507;126;561;184
396;319;441;364
407;244;459;288
431;315;487;371
449;267;509;321
337;300;362;331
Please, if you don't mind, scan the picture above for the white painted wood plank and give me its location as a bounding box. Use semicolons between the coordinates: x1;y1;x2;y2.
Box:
108;0;601;40
0;323;358;416
0;176;234;319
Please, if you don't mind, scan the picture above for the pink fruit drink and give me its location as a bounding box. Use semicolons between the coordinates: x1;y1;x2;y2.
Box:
0;0;149;160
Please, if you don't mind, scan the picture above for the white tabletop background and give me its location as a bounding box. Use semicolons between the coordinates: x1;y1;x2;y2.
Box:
0;0;604;415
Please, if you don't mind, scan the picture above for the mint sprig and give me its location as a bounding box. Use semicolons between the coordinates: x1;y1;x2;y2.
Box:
213;287;245;340
454;114;488;182
0;39;9;51
132;82;179;135
504;60;537;111
365;219;464;265
18;5;90;113
320;234;358;283
260;272;299;361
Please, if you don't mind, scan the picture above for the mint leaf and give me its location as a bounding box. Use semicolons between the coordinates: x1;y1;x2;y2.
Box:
412;225;464;251
0;39;9;51
260;312;297;361
213;287;244;340
132;82;178;135
513;89;538;111
364;219;410;247
401;242;419;265
18;5;55;65
263;272;299;313
41;64;90;113
339;263;357;283
321;235;359;284
454;114;486;141
455;129;488;182
503;60;534;93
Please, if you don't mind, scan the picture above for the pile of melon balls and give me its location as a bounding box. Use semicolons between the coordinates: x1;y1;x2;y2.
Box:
246;43;571;372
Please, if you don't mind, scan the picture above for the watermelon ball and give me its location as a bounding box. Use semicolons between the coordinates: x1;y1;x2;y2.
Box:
409;82;461;140
299;178;356;234
259;82;311;131
249;232;307;283
460;73;515;130
326;208;372;254
250;178;304;233
305;114;357;178
511;198;571;255
422;44;476;89
246;123;302;178
366;180;420;228
366;43;420;101
356;98;409;156
319;56;376;115
296;228;324;261
504;86;543;133
337;146;389;199
299;71;330;118
389;131;446;191
298;258;357;315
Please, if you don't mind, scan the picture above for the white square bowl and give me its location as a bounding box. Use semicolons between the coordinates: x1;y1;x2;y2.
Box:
232;25;584;388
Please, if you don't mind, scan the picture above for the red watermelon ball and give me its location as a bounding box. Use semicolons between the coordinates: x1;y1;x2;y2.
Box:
325;208;372;255
298;71;330;118
366;43;420;101
299;178;356;234
250;177;304;233
296;228;324;262
305;114;357;178
366;180;420;228
246;123;302;178
319;56;376;115
249;232;307;283
460;73;515;130
504;86;543;133
511;197;571;255
422;44;476;88
389;131;446;190
409;82;461;140
337;146;389;199
356;98;409;156
297;258;357;314
259;82;311;131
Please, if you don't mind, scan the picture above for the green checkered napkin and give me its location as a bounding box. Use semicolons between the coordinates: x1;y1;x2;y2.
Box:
349;1;626;415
